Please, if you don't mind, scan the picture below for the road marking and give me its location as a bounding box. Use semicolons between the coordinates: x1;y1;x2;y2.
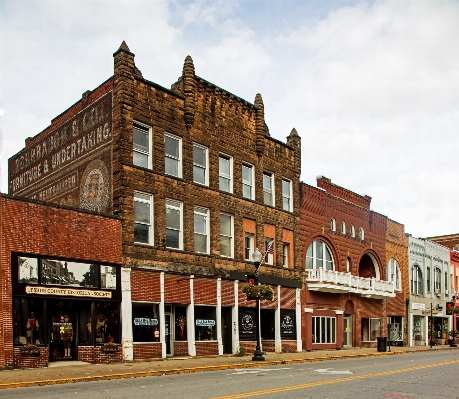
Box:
314;368;353;375
231;368;291;375
211;359;459;399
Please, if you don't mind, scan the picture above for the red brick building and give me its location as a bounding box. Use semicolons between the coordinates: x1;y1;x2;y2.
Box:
8;42;303;362
300;177;405;349
0;194;122;368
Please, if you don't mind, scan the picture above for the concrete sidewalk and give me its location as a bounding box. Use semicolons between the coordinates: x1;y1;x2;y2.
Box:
1;345;456;390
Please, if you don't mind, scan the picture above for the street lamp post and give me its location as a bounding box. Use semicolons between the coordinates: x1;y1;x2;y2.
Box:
251;248;265;361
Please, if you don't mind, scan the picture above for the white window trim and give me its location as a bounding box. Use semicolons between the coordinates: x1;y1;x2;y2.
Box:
330;218;336;232
133;121;152;169
263;171;275;207
242;163;255;200
306;240;335;271
164;133;182;178
193;143;209;186
166;199;183;250
282;177;293;212
194;206;210;254
411;264;423;295
387;258;401;291
264;237;274;265
359;227;365;241
350;225;355;238
220;213;234;258
283;243;289;268
134;191;154;246
219;154;233;193
244;233;254;261
340;221;346;235
434;267;442;292
312;316;336;344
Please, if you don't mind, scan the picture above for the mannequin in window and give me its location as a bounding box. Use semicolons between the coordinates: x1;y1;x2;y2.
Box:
26;312;39;343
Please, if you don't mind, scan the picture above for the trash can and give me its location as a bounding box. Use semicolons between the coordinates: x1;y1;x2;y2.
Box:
377;336;387;352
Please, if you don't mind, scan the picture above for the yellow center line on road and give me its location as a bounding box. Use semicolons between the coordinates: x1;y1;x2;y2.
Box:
211;359;459;399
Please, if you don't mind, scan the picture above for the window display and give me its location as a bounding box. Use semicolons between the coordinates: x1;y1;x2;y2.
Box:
238;307;256;341
95;302;120;343
362;318;381;341
195;306;216;341
280;310;296;339
175;306;187;341
13;297;44;345
132;302;160;342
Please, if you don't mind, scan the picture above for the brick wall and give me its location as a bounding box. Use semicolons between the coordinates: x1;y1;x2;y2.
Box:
174;341;189;356
13;347;49;369
0;194;122;368
195;341;218;356
133;343;162;359
78;346;122;364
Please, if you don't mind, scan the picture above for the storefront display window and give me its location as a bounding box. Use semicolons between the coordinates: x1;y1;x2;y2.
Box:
13;297;44;345
175;306;187;341
18;257;39;284
239;307;256;341
260;309;275;339
362;318;381;341
132;302;160;342
195;306;216;341
77;307;93;345
280;310;296;339
94;302;120;344
312;316;336;344
389;316;403;344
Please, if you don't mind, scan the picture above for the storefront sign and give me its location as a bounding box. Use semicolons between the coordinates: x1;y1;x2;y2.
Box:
134;318;158;326
281;315;294;336
25;286;112;298
195;319;215;327
412;303;425;311
239;308;256;340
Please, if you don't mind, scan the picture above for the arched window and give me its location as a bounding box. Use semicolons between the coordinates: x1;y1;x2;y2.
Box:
341;221;346;235
350;225;355;238
359;227;364;241
434;267;441;292
330;218;336;232
387;258;401;290
411;265;423;295
346;257;351;272
306;240;334;270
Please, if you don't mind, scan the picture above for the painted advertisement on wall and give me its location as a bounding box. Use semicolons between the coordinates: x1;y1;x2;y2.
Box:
8;92;113;213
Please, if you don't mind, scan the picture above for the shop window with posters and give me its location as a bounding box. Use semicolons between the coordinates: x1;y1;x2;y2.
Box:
239;307;256;341
13;297;44;345
175;306;187;341
280;310;296;340
94;302;120;344
260;309;275;339
195;306;216;341
132;303;160;342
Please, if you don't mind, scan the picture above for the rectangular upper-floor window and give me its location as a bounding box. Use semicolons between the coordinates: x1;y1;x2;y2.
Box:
282;178;292;212
244;233;254;261
166;199;183;250
263;171;274;206
434;267;441;292
220;213;234;258
264;237;274;265
133;122;152;169
242;163;254;200
219;154;233;193
283;243;289;268
426;267;431;292
193;144;208;186
134;192;153;245
164;133;182;178
194;206;210;254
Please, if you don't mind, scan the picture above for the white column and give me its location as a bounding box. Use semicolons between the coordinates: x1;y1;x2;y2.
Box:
187;275;196;356
232;280;239;354
121;267;133;362
407;311;413;347
217;278;223;355
275;285;281;353
296;288;302;352
160;272;166;358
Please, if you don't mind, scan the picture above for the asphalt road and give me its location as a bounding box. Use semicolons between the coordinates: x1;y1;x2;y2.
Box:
1;351;458;399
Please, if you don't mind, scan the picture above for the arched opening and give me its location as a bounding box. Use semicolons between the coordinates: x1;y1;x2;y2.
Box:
358;253;380;280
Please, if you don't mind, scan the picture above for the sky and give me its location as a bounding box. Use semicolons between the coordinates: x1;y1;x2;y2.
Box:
1;0;458;238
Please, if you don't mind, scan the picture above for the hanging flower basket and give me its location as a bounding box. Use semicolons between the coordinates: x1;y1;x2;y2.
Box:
101;342;118;353
19;343;40;356
242;283;274;301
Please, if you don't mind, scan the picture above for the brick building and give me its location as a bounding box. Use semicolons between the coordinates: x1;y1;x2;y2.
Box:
300;177;405;349
8;42;302;362
0;194;122;368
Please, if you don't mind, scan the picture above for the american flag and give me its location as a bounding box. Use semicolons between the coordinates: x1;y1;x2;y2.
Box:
266;241;274;255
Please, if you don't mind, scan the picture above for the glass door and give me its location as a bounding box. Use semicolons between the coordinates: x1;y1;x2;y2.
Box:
49;300;76;360
343;315;352;348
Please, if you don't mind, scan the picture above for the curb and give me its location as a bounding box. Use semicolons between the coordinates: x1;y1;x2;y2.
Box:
0;350;408;390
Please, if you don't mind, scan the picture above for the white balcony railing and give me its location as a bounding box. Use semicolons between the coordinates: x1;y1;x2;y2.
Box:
305;268;395;298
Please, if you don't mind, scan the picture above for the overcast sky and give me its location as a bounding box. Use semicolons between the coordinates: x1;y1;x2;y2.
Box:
1;0;458;238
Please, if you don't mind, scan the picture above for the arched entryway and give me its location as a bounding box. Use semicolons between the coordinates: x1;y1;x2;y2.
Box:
358;253;380;280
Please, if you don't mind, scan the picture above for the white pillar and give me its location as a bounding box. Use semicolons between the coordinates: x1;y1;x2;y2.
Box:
160;272;166;358
121;267;133;361
275;285;281;353
187;275;196;356
217;278;223;355
296;288;302;352
232;280;239;354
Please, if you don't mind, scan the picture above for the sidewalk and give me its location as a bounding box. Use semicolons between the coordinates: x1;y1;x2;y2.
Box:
0;345;456;390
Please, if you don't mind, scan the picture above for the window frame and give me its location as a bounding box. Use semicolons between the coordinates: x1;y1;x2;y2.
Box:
193;143;209;186
134;191;154;245
164;133;182;178
281;178;292;212
244;233;254;261
312;316;336;344
219;154;233;193
362;318;382;342
350;224;355;237
242;163;255;200
427;266;431;293
434;267;441;292
283;243;289;268
411;264;423;295
165;199;183;250
387;258;401;291
330;218;336;232
306;240;334;271
194;206;210;254
264;237;274;265
133;122;152;169
359;227;365;241
219;213;234;258
340;221;346;235
263;171;275;207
